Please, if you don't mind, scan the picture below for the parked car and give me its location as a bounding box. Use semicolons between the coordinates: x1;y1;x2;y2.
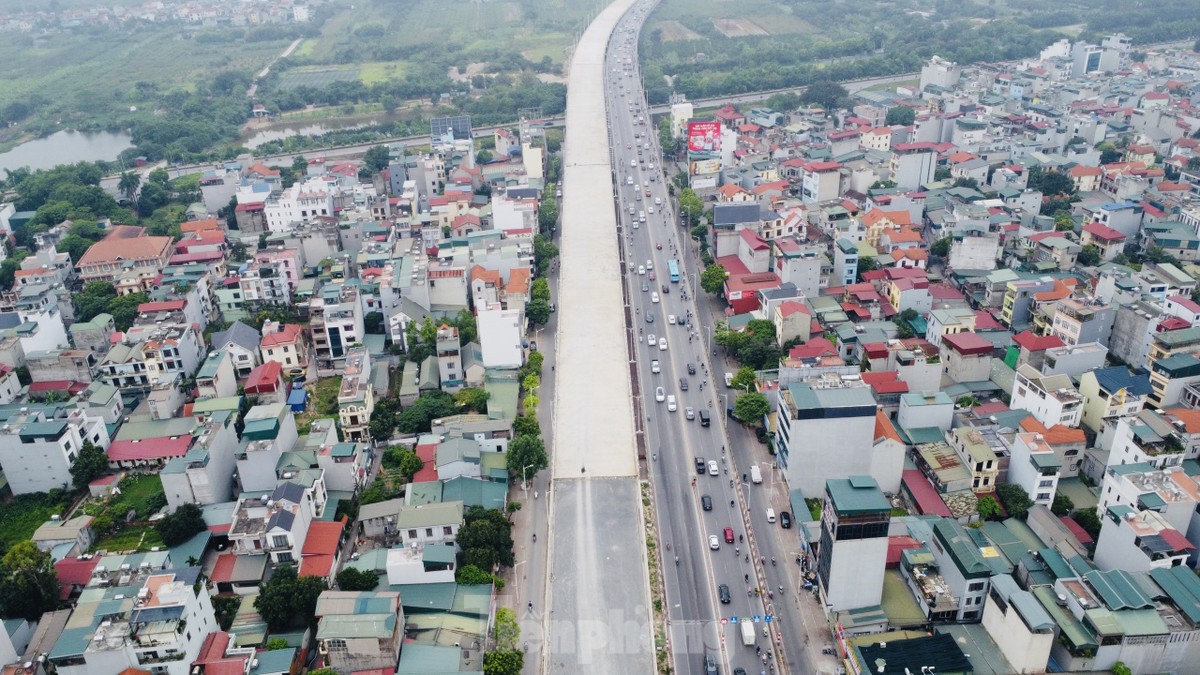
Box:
780;511;792;529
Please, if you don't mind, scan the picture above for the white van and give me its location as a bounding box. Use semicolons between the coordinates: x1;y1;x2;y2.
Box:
750;465;762;484
766;508;776;524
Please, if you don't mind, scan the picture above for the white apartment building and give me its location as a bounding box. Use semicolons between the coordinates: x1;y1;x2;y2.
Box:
1008;432;1063;508
0;408;110;495
338;347;374;443
1093;505;1193;573
228;479;324;566
264;177;337;232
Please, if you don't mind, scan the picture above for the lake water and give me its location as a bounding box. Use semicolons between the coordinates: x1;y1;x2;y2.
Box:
243;120;376;149
0;130;133;173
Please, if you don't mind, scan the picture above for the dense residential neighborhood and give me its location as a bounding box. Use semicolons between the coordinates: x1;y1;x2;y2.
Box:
2;1;1200;671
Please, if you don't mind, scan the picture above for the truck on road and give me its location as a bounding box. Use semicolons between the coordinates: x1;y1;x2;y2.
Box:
750;465;762;484
741;619;755;646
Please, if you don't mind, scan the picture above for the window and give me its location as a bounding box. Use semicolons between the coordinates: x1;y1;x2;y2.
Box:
408;529;418;538
443;526;453;536
271;535;289;549
276;551;293;563
1037;492;1052;501
425;528;434;537
968;581;985;592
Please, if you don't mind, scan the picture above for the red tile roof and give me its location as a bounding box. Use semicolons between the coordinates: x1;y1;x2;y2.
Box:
942;332;993;356
1161;527;1194;552
55;556;100;599
902;470;952;518
244;361;283;394
788;337;838;360
1083;221;1126;241
413;442;438;483
260;323;303;348
299;518;345;578
209;552;237;584
1012;330;1064;352
107;436;192;462
863;371;909;395
887;535;922;567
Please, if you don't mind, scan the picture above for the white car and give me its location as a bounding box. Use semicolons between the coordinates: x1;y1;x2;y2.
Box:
637;265;645;275
647;334;657;346
685;406;695;420
659;339;667;352
647;206;654;214
651;292;660;303
646;259;653;270
708;460;719;476
668;315;676;325
709;535;720;550
667;395;677;412
655;386;665;402
651;359;661;374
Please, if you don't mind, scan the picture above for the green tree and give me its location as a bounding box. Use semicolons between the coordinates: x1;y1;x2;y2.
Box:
457;507;515;570
1054;210;1076;232
678;188;704;226
117;171;141;202
538;194;558;232
934;167;952;182
885;105;916;126
396;391;457;434
265;638;290;651
533;234;558;271
800;80;850;112
1072;507;1102;539
494;607;520;650
507;434;548;480
730;366;756;392
454;387;490;413
531;277;551;303
856;256;878;280
155;503;207;546
382;447;424;479
952;177;979;190
1051;493;1075;517
254;565;326;629
70;441;109;491
456;564;496;585
1111;661;1132;675
700;264;728;294
1077;245;1101;267
732;392;771;424
335;567;380;591
977;496;1002;521
526;298;551;326
0;541;59;621
108;292;150;332
513;415;541;438
483;649;524;675
997;483;1034;520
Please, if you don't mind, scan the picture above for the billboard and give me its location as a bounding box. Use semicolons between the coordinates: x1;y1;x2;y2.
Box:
687;120;721;157
690;158;721;177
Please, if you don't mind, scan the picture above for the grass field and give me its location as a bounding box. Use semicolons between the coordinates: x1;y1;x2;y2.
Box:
275;67;361;90
359;61;409;85
83;474;168;553
0;493;71;552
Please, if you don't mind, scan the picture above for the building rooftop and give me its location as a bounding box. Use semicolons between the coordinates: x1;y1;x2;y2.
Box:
826;476;890;515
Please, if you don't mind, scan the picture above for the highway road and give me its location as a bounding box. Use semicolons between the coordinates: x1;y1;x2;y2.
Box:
604;6;791;675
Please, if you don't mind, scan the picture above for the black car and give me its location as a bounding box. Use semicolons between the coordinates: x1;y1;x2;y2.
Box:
680;378;688;391
662;284;669;294
780;511;792;529
695;457;706;475
529;341;538;352
718;584;731;604
701;495;712;511
645;312;654;323
687;363;696;375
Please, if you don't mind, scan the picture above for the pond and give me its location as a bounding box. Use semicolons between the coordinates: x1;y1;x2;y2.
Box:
0;129;134;173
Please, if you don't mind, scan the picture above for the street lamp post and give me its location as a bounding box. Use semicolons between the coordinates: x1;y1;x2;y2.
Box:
522;464;535;492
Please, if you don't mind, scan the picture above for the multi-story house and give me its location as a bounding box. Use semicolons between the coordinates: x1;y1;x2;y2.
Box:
1011;364;1083;428
159;411;238;511
337;347;374;443
0;407;109;495
947;426;1001;494
310;284;365;371
1078;366;1151;434
210;321;261;378
140;324;206;386
1097;463;1200;537
50;570;218;675
195;349;237;400
1149;354;1200;408
1149;326;1200;370
907;518;994;622
236;403;299;493
259;320;308;372
816;477;890;612
1104;409;1199;470
1050;296;1115;347
229;479;323;566
75;228;172;286
395;501;463;547
1007;431;1062;508
1093;505;1193;573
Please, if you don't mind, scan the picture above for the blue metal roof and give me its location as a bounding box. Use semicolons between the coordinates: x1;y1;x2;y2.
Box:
1091;366;1152;397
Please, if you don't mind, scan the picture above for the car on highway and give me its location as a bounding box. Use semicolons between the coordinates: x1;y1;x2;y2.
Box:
656;242;662;250
704;655;718;675
647;206;654;214
647;334;657;346
662;284;669;294
685;406;695;420
708;535;720;550
637;265;645;275
687;363;696;374
650;359;660;374
718;584;731;604
648;270;656;280
695;457;706;474
667;395;677;412
679;378;688;391
780;511;792;529
668;314;676;324
658;339;667;352
641;281;649;292
723;527;735;543
651;292;660;303
645;312;654;323
701;495;712;510
708;460;719;476
655;387;665;402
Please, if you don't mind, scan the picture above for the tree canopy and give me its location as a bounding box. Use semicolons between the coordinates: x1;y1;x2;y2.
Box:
336;567;380;592
457;507;515;571
254;565;326;629
700;264;728;294
885;105;916;126
0;541;59;621
70;441;109;491
156;503;208;546
800;80;850;112
997;483;1034;520
507;435;548;480
732;392;771;424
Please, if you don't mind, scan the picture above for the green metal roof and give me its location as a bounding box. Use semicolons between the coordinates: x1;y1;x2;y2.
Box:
1150;566;1200;625
1033;586;1097;650
826;476;890;515
1084;569;1155;610
423;543;457;565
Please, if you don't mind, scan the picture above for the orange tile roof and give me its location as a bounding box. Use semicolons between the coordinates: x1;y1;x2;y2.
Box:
260;323;302;348
506;268;531;294
882;227;922;243
875;409;904;444
1165;408;1200;434
471;264;502;285
1019;417;1085;444
299;518;345;578
77;233;172;268
861;208;912;227
181;218;222;233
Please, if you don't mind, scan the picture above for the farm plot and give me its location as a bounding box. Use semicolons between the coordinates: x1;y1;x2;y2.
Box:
712;18;769;37
654;20;703;42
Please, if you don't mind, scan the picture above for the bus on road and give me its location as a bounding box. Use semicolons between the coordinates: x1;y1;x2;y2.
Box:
667;259;680;283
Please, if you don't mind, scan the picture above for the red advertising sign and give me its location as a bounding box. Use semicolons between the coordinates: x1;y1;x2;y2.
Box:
687;120;721;155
